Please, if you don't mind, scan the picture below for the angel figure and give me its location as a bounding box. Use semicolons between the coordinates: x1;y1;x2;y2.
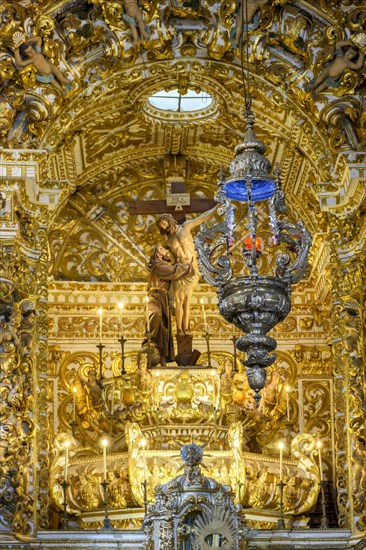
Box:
305;37;366;96
106;470;127;508
352;438;366;495
220;358;235;394
74;472;101;510
122;0;150;44
14;35;72;95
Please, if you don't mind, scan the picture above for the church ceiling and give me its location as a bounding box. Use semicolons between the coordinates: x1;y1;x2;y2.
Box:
1;0;365;295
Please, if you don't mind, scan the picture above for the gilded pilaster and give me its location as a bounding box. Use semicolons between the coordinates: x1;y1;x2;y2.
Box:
329;233;366;532
0;150;57;535
35;221;52;529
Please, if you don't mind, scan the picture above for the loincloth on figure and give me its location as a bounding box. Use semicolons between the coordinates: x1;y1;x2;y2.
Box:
172;272;200;293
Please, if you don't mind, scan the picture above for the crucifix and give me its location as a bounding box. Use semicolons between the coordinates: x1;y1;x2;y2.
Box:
128;176;216;367
128;177;216;222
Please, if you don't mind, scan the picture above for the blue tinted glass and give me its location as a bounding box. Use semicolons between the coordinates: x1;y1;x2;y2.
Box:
224;178;275;202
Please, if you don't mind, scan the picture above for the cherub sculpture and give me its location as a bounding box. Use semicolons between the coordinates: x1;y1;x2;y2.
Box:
14;35;72;95
122;0;150;44
305;36;366;96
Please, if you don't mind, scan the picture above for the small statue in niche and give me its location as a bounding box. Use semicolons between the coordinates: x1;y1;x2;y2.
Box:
220;358;235;394
72;371;109;433
247;468;270;507
264;369;282;411
14;35;72;95
0;306;20;356
19;299;36;356
86;369;105;411
305;36;366;96
122;0;150;44
352;438;366;495
232;0;269;46
283;474;299;510
74;472;101;510
137;349;153;392
106;470;127;508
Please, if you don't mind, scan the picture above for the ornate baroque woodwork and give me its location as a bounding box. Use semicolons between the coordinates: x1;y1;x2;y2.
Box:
0;0;366;545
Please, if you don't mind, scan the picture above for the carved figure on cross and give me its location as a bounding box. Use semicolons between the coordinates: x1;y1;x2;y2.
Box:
156;204;217;335
128;180;217;336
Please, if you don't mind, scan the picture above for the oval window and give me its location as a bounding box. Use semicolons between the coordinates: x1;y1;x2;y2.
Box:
148;88;212;112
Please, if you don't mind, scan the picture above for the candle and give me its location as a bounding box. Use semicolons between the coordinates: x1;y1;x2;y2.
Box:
285;385;290;422
72;385;77;422
64;440;70;481
102;438;108;481
98;308;103;343
200;298;207;332
216;372;221;407
118;301;124;336
262;387;266;416
145;297;150;333
317;440;323;481
141;438;147;480
244;236;262;251
279;441;284;483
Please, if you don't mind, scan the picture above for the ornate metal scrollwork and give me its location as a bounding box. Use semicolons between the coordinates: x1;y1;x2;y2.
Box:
195;125;312;403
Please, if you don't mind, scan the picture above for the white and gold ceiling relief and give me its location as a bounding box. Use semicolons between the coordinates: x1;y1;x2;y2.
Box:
1;0;366;290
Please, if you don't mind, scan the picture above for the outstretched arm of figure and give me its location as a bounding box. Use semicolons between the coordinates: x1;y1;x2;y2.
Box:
350;51;365;70
25;36;42;49
184;203;219;231
14;36;42;67
14;48;31;67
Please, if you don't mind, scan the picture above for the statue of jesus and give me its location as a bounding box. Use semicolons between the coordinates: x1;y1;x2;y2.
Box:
157;205;217;335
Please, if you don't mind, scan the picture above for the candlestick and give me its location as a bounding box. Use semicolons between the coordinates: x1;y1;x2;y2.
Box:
102;438;108;482
200;298;207;332
141;438;147;480
100;480;113;529
279;441;284;483
145;297;150;333
72;386;77;423
142;479;148;516
60;480;70;529
64;440;70;481
277;440;286;529
317;440;323;481
98;307;103;343
118;301;127;376
204;330;212;367
118;301;124;336
285;385;290;422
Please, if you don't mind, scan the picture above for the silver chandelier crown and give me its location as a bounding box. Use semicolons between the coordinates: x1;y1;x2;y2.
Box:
195;113;312;404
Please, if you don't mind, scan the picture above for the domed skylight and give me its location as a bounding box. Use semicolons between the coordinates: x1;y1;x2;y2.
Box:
148;88;212;112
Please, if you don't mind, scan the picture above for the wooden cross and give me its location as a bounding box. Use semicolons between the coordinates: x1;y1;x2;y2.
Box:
128;178;216;222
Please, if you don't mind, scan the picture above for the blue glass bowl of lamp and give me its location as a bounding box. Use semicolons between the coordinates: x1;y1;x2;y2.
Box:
224;177;275;202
